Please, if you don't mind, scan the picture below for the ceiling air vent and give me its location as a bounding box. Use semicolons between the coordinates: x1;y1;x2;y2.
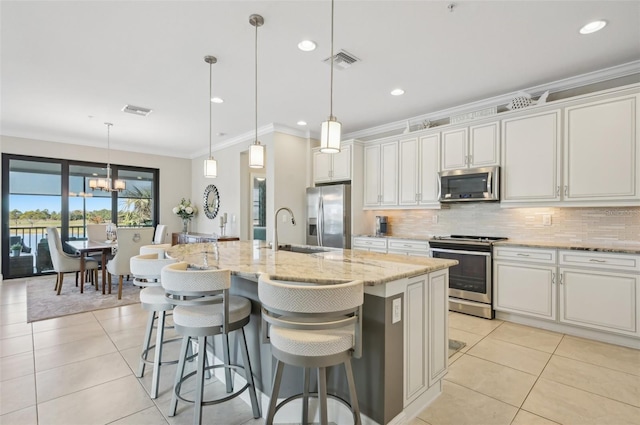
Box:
323;50;360;70
121;104;153;117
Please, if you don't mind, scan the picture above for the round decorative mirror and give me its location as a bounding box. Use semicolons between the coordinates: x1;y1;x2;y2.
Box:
203;184;220;219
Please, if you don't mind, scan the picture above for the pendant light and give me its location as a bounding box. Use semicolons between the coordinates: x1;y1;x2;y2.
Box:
248;14;265;168
204;55;218;178
89;123;126;192
320;0;341;154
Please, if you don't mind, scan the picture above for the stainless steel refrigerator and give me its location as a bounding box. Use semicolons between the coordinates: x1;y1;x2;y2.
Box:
306;184;351;248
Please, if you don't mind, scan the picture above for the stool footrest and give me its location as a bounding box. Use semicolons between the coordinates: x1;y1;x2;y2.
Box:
272;392;359;425
139;336;182;367
174;363;250;407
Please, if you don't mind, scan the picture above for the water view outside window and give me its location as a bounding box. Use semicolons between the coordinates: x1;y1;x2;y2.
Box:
3;154;159;279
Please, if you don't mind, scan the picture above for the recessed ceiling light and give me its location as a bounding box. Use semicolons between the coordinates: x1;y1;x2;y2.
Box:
391;88;405;96
298;40;317;52
211;97;224;103
297;120;307;126
579;20;607;34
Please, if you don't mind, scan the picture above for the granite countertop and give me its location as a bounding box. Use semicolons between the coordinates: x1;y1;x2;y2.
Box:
494;240;640;255
165;240;457;286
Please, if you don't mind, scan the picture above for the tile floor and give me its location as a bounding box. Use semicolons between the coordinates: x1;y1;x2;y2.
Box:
2;276;640;425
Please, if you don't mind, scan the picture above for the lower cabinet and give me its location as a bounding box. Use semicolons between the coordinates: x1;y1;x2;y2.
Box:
387;238;430;257
403;270;448;406
352;236;388;253
494;246;640;339
494;262;556;321
559;267;638;336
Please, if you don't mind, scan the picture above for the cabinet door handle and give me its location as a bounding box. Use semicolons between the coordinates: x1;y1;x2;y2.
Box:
552;272;556;285
564;185;568;196
559;273;564;285
589;259;606;263
468;155;473;165
465;155;469;165
556;186;560;197
516;253;530;257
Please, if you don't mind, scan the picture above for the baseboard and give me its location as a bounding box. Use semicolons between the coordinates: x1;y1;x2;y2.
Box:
495;312;640;349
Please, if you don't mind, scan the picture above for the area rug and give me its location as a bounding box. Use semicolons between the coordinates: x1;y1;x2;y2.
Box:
26;275;141;322
448;339;466;358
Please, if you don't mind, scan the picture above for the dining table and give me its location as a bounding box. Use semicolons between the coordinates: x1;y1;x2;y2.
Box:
65;239;117;294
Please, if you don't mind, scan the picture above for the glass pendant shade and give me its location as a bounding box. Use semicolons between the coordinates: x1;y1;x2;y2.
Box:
113;179;126;191
88;179;97;189
204;158;218;178
320;117;342;153
249;142;265;168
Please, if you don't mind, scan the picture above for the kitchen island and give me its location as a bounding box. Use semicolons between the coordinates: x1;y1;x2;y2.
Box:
166;241;457;425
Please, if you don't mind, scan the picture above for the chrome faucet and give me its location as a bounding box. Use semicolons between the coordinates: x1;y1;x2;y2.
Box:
273;207;296;251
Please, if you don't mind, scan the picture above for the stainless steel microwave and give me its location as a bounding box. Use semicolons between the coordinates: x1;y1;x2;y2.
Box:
438;166;500;202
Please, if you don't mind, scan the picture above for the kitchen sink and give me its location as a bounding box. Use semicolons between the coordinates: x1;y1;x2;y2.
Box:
277;244;333;254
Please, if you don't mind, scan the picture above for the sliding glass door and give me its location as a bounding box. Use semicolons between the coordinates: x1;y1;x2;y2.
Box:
2;154;159;279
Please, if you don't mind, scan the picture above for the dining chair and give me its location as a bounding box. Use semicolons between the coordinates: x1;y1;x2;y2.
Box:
153;224;167;244
86;223;108;242
46;227;99;295
106;227;154;299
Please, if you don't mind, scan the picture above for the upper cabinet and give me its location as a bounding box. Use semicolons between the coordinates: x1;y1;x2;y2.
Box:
441;121;500;171
399;133;440;207
563;94;639;202
501;110;562;203
364;141;398;207
501;90;640;206
313;145;352;184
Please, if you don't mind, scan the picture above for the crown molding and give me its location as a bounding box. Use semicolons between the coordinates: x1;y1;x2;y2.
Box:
344;60;640;141
190;123;312;159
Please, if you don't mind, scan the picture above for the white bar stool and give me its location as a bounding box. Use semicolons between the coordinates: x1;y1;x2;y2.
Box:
258;275;364;425
130;253;179;399
161;262;261;425
139;243;172;257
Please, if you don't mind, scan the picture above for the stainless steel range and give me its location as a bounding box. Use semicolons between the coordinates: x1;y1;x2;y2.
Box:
429;235;507;319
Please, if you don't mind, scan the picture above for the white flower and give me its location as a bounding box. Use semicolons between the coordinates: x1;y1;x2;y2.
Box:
173;198;197;220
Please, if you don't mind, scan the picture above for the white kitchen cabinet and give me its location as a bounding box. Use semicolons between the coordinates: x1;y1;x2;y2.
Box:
559;267;638;336
313;145;351;184
441;122;499;171
428;269;449;387
501;110;562;203
558;250;639;337
364;141;398;207
403;269;448;406
494;261;557;321
352;236;387;253
563;94;640;202
399;134;440;206
387;238;430;257
493;247;557;321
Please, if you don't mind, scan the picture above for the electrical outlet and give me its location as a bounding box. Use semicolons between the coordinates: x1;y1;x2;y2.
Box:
432;215;439;224
392;298;402;324
542;214;552;226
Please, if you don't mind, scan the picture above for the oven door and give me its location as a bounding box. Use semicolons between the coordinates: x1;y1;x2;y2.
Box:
431;247;492;303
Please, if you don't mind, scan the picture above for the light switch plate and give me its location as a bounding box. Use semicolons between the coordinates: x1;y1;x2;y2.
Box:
392;298;402;324
542;214;552;226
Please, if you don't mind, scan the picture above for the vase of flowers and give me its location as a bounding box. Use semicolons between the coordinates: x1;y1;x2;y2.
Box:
173;198;197;233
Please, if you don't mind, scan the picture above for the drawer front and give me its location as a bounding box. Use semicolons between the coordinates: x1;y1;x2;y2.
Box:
493;247;556;264
353;237;388;249
388;239;429;253
559;250;640;273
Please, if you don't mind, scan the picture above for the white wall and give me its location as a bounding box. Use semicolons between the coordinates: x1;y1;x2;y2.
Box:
191;130;311;245
1;135;192;236
190;136;257;238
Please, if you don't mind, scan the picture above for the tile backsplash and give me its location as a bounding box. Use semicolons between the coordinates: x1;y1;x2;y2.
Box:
372;204;640;243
